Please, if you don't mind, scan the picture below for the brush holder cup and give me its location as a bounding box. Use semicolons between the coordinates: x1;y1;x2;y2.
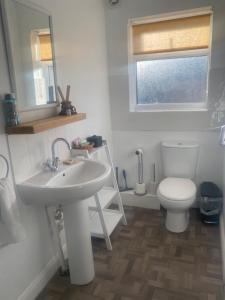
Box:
149;181;158;195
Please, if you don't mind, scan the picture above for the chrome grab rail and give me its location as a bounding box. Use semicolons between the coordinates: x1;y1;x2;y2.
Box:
0;154;9;179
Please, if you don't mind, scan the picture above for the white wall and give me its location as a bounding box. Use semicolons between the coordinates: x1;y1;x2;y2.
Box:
0;0;111;299
1;18;52;300
104;0;225;192
105;0;225;131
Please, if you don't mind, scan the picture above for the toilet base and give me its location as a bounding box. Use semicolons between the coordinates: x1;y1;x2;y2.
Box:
165;210;189;233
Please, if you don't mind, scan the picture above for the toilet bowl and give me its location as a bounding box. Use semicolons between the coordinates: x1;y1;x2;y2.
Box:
157;141;199;233
157;177;196;232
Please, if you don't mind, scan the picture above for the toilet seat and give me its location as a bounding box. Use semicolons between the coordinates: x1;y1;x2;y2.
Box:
158;177;196;202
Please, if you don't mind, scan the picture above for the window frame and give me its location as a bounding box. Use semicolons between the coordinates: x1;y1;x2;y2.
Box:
128;7;213;112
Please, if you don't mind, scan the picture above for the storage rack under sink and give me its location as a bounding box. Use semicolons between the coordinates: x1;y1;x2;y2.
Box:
71;141;127;250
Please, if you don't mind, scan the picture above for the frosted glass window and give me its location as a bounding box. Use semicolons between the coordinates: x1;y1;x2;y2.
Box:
136;56;208;104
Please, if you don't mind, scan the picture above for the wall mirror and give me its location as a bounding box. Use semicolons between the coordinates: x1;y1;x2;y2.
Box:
0;0;58;111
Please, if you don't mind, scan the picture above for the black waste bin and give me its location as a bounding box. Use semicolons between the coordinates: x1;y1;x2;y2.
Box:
200;182;223;225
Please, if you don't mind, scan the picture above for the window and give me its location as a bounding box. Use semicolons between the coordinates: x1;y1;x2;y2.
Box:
128;8;213;111
30;30;55;105
38;34;53;62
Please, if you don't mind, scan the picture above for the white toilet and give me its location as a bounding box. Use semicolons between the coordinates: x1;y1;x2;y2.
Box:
157;141;199;233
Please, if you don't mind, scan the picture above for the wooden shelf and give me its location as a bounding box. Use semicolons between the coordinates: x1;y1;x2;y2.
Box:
71;144;106;158
6;113;86;134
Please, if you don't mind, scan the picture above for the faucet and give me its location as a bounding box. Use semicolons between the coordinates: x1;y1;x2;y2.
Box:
46;138;71;172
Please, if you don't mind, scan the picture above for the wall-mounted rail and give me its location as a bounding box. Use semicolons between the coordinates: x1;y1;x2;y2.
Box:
0;154;9;179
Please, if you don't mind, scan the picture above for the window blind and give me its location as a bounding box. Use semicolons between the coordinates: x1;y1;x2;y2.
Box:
132;14;211;55
39;34;53;61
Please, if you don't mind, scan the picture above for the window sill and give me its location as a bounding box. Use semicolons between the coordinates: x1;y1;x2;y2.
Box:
131;108;208;113
130;104;208;113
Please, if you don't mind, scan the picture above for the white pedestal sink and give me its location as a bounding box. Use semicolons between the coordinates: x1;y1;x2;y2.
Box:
17;159;111;285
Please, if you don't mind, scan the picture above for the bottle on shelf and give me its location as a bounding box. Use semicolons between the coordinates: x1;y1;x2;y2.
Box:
2;93;20;127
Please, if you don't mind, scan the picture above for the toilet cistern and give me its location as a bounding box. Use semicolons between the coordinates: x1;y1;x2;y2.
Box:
46;137;71;172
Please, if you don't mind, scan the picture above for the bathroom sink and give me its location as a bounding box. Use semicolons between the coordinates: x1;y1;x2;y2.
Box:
18;158;111;286
17;159;111;206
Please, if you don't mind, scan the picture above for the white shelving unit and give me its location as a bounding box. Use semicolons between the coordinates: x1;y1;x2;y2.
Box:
87;187;117;210
72;142;127;250
89;210;123;238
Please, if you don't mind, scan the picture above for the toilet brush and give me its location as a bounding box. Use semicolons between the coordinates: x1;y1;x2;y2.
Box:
122;169;133;191
149;163;157;195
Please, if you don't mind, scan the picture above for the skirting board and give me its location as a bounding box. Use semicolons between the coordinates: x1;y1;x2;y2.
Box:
220;214;225;285
17;255;59;300
121;190;200;210
121;190;160;210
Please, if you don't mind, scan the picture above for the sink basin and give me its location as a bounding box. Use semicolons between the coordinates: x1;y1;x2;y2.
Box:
17;158;111;286
17;159;111;206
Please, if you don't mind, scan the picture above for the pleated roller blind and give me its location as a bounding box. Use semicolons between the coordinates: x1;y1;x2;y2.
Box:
39;34;53;61
132;14;211;55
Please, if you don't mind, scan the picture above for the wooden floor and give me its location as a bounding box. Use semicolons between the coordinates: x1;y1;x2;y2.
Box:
37;208;224;300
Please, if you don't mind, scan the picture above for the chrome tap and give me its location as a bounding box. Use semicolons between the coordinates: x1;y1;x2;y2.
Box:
46;138;71;172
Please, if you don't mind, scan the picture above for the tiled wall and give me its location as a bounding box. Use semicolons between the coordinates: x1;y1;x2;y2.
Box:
113;130;223;193
9;120;110;183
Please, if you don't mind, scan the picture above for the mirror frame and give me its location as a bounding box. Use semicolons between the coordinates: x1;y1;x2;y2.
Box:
0;0;59;112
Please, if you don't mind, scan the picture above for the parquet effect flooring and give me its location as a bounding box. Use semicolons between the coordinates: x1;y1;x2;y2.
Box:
37;208;224;300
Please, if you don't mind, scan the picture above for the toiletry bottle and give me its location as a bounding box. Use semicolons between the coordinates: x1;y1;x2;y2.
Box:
2;93;20;126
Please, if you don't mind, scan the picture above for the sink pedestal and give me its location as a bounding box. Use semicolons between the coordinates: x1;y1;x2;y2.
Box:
18;158;111;284
63;200;95;285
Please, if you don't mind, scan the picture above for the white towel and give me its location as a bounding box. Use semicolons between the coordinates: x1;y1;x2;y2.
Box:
0;178;26;247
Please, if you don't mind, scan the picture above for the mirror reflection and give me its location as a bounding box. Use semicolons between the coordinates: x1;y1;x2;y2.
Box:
4;0;57;109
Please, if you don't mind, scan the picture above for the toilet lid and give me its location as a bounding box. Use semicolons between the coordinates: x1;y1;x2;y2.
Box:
158;177;196;201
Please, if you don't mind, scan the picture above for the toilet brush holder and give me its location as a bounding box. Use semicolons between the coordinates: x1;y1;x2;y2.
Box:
149;181;158;195
135;183;147;196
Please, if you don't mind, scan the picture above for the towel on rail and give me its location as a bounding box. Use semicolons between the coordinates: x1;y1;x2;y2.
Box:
0;178;26;247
